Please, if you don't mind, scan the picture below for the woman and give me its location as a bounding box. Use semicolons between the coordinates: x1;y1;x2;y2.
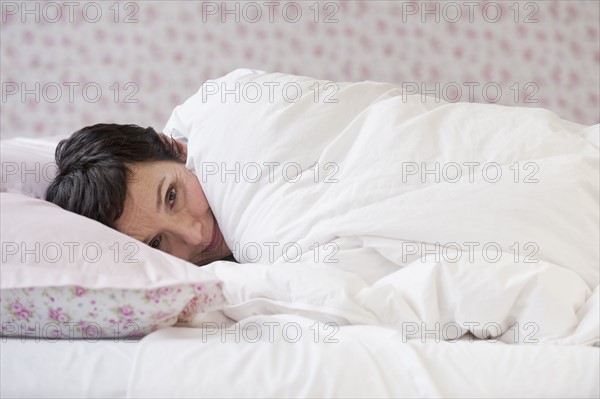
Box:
45;123;235;265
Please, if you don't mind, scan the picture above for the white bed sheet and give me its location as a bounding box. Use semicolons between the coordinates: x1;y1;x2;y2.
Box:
0;335;137;398
2;314;599;398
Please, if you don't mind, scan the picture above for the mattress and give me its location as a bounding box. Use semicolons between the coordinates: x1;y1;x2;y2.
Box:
2;315;599;398
1;335;136;397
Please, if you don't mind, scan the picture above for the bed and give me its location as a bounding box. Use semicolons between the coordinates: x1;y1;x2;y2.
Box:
1;69;599;398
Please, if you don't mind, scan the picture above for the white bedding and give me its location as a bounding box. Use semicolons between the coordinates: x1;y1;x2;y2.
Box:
0;336;136;397
164;69;600;347
3;314;599;398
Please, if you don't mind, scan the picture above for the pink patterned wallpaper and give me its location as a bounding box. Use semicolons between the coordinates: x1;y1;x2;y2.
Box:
1;0;599;139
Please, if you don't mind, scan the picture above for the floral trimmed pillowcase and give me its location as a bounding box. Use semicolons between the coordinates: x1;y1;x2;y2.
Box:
0;193;229;340
1;283;224;340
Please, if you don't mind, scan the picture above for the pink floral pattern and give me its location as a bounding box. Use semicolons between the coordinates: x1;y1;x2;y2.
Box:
1;1;598;140
1;283;226;339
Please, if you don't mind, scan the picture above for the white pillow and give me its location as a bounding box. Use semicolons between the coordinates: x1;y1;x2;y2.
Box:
0;193;227;339
0;135;65;199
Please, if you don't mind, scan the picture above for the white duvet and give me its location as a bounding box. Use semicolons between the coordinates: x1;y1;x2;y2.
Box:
164;69;600;346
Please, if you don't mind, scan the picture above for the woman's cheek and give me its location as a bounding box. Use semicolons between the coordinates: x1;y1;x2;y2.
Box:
184;169;210;213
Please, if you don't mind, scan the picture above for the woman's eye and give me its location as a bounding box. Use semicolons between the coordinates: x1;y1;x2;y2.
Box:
149;237;161;249
167;186;177;207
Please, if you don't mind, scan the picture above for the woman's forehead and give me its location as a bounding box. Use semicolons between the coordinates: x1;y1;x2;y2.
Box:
126;161;170;183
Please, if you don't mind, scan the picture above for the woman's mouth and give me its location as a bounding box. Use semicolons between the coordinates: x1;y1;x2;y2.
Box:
204;215;222;252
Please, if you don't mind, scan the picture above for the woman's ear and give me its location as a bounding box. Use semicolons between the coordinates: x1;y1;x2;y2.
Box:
173;138;188;160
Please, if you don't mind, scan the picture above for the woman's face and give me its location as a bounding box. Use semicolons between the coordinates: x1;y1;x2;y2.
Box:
114;160;231;265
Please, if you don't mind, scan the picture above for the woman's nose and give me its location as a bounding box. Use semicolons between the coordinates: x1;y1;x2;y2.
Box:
174;219;205;247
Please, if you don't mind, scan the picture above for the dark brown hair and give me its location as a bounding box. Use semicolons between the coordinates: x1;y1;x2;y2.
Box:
45;123;184;228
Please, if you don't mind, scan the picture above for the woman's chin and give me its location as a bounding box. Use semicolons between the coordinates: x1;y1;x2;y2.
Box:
191;246;228;266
